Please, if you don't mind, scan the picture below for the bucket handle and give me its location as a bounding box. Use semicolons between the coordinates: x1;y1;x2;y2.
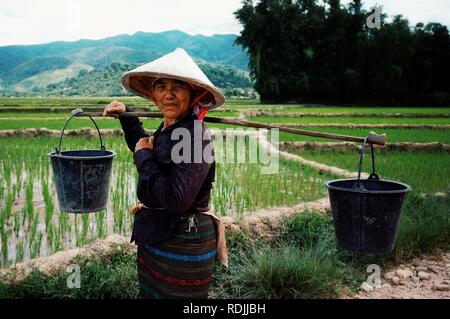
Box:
354;135;380;189
56;108;105;153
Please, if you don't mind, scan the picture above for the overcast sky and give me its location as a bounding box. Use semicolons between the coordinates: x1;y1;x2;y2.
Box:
0;0;449;47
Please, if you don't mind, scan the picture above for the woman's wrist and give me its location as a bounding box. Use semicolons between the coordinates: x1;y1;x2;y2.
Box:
135;145;152;152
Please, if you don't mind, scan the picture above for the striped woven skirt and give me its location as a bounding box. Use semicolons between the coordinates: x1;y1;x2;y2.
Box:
136;214;217;299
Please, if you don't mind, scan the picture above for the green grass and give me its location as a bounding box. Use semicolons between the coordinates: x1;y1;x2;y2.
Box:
392;192;450;262
211;191;450;298
249;116;450;125
223;245;344;298
285;148;450;194
278;128;450;144
0;245;139;299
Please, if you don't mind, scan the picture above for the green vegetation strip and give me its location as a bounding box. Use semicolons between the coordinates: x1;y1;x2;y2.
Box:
255;107;450;115
0;110;239;117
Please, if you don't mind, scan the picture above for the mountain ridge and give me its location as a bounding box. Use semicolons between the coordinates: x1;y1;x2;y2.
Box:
0;30;250;96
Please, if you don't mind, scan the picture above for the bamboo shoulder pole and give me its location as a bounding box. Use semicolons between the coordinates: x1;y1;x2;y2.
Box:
76;110;387;146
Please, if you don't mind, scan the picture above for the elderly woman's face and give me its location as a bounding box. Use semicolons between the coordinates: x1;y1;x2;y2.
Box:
151;78;192;120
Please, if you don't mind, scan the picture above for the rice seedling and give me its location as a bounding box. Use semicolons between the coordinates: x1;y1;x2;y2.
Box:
111;174;124;234
13;163;23;199
0;180;4;202
15;239;25;264
0;226;8;266
28;213;40;259
13;210;21;236
2;161;12;190
58;212;69;245
30;233;43;259
81;214;90;246
45;222;54;251
51;224;62;252
74;215;82;247
1;191;14;226
42;180;54;230
25;178;34;227
95;210;106;239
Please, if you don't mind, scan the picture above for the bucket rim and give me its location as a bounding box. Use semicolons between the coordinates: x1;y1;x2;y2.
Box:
48;149;116;160
325;178;412;194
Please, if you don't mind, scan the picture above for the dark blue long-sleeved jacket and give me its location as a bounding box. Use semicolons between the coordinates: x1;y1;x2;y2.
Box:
119;105;215;244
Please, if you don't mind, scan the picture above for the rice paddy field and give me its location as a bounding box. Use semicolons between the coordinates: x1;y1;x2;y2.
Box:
285;148;450;194
0;132;336;266
278;128;450;143
0;97;449;270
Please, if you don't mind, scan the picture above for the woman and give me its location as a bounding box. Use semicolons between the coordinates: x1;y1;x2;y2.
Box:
103;48;227;299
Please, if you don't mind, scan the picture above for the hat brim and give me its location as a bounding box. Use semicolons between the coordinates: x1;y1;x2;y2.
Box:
121;72;225;110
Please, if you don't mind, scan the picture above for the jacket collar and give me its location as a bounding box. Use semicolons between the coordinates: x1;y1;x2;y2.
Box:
154;109;197;136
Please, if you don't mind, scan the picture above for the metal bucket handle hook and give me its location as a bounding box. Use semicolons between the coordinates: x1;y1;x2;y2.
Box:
354;135;380;190
56;108;105;153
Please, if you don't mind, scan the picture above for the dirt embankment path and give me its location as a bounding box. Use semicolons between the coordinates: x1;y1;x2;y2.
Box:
0;235;133;283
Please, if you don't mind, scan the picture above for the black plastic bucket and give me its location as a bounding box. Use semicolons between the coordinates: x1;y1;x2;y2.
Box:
49;109;116;213
325;138;411;254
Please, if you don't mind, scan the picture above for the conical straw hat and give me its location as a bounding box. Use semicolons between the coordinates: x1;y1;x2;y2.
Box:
121;48;225;110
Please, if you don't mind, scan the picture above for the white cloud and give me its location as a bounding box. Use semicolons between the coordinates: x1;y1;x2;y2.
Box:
0;0;244;46
0;0;449;47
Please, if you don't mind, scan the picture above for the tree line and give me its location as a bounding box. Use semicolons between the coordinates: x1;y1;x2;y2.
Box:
234;0;450;106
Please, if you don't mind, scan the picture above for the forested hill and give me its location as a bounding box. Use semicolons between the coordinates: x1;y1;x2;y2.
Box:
0;30;251;96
